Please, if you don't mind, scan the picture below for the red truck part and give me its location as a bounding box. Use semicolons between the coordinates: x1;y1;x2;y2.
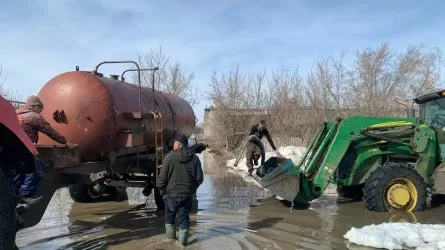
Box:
0;94;40;248
36;70;196;161
0;95;38;156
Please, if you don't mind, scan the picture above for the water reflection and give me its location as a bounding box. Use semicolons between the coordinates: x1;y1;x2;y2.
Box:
15;150;445;250
202;151;273;214
16;188;74;249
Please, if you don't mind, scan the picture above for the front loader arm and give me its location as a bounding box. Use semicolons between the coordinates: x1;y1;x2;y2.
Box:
309;117;415;199
257;115;416;204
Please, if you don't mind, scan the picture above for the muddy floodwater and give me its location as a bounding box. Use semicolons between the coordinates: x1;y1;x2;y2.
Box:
16;151;445;250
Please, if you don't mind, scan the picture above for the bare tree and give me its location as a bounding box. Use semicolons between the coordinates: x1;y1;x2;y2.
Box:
208;64;246;109
134;46;199;107
305;51;353;122
0;65;24;107
407;45;443;97
346;43;443;116
266;66;305;136
207;65;307;149
205;42;445;151
206;65;250;149
0;64;7;95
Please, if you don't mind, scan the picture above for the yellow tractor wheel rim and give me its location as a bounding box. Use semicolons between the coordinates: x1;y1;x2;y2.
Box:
385;178;418;212
386;211;419;224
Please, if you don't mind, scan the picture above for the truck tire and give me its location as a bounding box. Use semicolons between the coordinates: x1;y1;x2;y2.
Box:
0;170;17;250
362;162;427;212
69;184;105;203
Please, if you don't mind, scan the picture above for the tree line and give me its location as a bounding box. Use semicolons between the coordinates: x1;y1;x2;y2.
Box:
0;65;23;104
206;42;445;149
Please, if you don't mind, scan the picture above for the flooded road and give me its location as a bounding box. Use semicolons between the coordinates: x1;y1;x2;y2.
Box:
16;151;445;250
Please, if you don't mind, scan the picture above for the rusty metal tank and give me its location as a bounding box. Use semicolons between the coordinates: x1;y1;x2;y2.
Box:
37;70;196;161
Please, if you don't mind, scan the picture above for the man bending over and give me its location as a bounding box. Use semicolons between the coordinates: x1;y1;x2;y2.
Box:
245;119;283;176
13;95;76;205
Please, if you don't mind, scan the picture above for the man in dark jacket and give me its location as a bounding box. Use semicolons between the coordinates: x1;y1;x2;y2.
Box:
245;119;283;176
157;133;203;246
13;95;76;205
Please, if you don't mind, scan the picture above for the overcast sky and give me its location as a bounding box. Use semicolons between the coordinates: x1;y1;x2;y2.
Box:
1;0;444;122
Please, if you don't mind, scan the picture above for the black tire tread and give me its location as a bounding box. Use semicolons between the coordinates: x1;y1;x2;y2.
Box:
69;185;94;203
0;170;17;250
362;162;427;212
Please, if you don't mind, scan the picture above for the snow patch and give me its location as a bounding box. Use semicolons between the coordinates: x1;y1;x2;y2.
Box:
344;222;445;250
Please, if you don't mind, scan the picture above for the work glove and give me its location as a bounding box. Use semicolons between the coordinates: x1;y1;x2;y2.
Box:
193;143;208;154
274;150;284;158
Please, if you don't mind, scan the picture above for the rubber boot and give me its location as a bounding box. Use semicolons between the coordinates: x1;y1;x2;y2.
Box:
178;228;189;247
165;224;176;239
16;211;24;231
247;168;253;177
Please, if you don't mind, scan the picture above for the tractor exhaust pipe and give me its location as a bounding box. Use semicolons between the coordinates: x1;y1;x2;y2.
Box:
395;98;416;118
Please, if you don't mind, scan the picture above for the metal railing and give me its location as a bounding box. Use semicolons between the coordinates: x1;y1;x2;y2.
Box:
7;99;26;109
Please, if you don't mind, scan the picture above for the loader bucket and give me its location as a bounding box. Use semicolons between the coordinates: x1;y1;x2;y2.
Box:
253;157;300;202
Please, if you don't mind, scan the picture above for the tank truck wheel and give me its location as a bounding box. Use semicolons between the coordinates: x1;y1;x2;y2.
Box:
154;188;164;210
69;184;106;203
362;162;427;212
0;169;17;250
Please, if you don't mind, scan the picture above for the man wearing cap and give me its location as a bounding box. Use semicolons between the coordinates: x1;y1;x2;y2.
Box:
157;133;203;247
13;95;76;205
245;119;283;176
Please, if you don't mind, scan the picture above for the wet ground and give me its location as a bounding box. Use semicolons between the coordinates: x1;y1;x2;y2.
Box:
16;151;445;250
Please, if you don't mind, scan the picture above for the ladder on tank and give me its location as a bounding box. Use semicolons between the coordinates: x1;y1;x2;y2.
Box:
151;111;164;185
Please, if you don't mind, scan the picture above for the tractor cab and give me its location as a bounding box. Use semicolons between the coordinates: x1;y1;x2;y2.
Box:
414;90;445;128
414;89;445;161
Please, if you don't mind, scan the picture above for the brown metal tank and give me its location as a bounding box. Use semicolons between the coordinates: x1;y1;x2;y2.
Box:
37;71;196;161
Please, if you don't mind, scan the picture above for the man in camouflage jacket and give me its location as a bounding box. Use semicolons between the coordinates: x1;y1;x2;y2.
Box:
245;119;283;176
12;95;75;204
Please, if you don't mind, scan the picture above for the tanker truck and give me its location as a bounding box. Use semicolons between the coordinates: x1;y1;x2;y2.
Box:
7;60;207;230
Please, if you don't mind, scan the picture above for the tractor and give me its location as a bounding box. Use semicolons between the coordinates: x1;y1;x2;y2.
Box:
253;89;445;212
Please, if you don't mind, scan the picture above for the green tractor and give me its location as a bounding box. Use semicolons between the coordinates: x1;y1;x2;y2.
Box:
254;89;445;212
